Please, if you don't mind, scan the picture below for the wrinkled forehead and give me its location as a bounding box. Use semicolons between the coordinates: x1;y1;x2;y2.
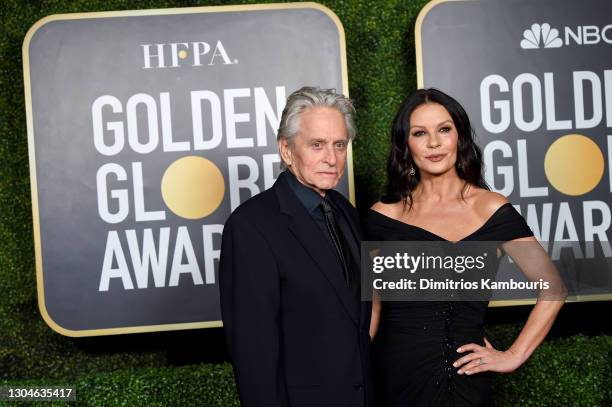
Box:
295;106;349;140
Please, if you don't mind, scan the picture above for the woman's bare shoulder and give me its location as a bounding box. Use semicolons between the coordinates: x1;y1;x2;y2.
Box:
370;201;404;219
472;189;509;218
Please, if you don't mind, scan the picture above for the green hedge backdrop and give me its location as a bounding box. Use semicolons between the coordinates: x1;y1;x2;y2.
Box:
1;0;611;405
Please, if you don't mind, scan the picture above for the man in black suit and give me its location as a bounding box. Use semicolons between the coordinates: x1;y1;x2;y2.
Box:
219;87;372;407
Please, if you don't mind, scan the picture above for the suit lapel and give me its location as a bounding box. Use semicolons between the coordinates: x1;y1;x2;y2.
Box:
329;191;361;249
328;194;363;315
274;173;359;325
334;204;361;265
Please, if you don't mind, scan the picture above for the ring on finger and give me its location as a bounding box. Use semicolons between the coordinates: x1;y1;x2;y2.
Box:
477;358;485;366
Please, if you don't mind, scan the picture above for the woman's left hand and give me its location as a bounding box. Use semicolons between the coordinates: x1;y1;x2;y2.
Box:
453;338;523;375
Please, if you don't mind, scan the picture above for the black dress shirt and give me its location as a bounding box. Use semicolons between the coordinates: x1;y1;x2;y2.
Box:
284;170;359;289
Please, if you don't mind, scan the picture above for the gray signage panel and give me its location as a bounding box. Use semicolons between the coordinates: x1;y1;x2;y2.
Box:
23;3;352;336
417;0;612;304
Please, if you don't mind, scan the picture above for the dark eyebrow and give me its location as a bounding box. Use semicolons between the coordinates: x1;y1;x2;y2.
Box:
409;120;453;130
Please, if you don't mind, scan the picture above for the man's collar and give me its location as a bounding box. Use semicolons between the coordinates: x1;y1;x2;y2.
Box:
284;170;325;213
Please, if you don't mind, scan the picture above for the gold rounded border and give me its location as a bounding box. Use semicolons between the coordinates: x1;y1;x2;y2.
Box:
22;1;351;337
489;293;612;307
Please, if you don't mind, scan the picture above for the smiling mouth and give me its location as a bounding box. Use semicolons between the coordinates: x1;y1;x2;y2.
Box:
425;154;445;162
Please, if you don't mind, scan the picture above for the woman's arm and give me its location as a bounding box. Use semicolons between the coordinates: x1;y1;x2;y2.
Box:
370;297;381;341
453;236;566;375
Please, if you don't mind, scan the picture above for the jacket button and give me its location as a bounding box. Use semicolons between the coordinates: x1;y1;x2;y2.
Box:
354;383;363;390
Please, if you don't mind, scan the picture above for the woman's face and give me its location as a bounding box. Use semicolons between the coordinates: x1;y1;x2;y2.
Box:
407;102;459;177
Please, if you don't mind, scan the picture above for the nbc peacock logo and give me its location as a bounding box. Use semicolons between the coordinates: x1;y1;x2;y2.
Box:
520;23;563;49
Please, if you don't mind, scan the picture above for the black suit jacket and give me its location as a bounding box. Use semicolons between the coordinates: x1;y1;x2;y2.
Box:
220;171;373;407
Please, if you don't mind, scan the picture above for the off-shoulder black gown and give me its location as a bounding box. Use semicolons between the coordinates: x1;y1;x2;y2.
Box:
364;203;533;407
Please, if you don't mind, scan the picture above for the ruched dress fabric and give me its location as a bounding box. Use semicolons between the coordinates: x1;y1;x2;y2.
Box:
364;203;533;407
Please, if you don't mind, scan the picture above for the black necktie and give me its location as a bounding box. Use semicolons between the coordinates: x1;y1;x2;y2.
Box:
321;197;350;285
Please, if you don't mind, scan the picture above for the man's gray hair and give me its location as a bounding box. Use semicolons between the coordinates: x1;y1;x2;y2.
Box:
277;86;356;144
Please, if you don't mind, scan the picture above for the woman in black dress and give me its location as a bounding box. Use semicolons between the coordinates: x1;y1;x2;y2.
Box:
365;89;565;406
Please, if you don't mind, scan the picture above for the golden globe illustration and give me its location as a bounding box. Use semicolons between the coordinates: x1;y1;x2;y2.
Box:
161;156;225;219
544;134;604;196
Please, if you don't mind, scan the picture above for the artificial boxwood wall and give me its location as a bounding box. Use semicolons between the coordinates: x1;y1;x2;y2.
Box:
1;1;610;406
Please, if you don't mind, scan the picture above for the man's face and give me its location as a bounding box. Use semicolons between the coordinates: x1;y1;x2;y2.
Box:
279;106;348;196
